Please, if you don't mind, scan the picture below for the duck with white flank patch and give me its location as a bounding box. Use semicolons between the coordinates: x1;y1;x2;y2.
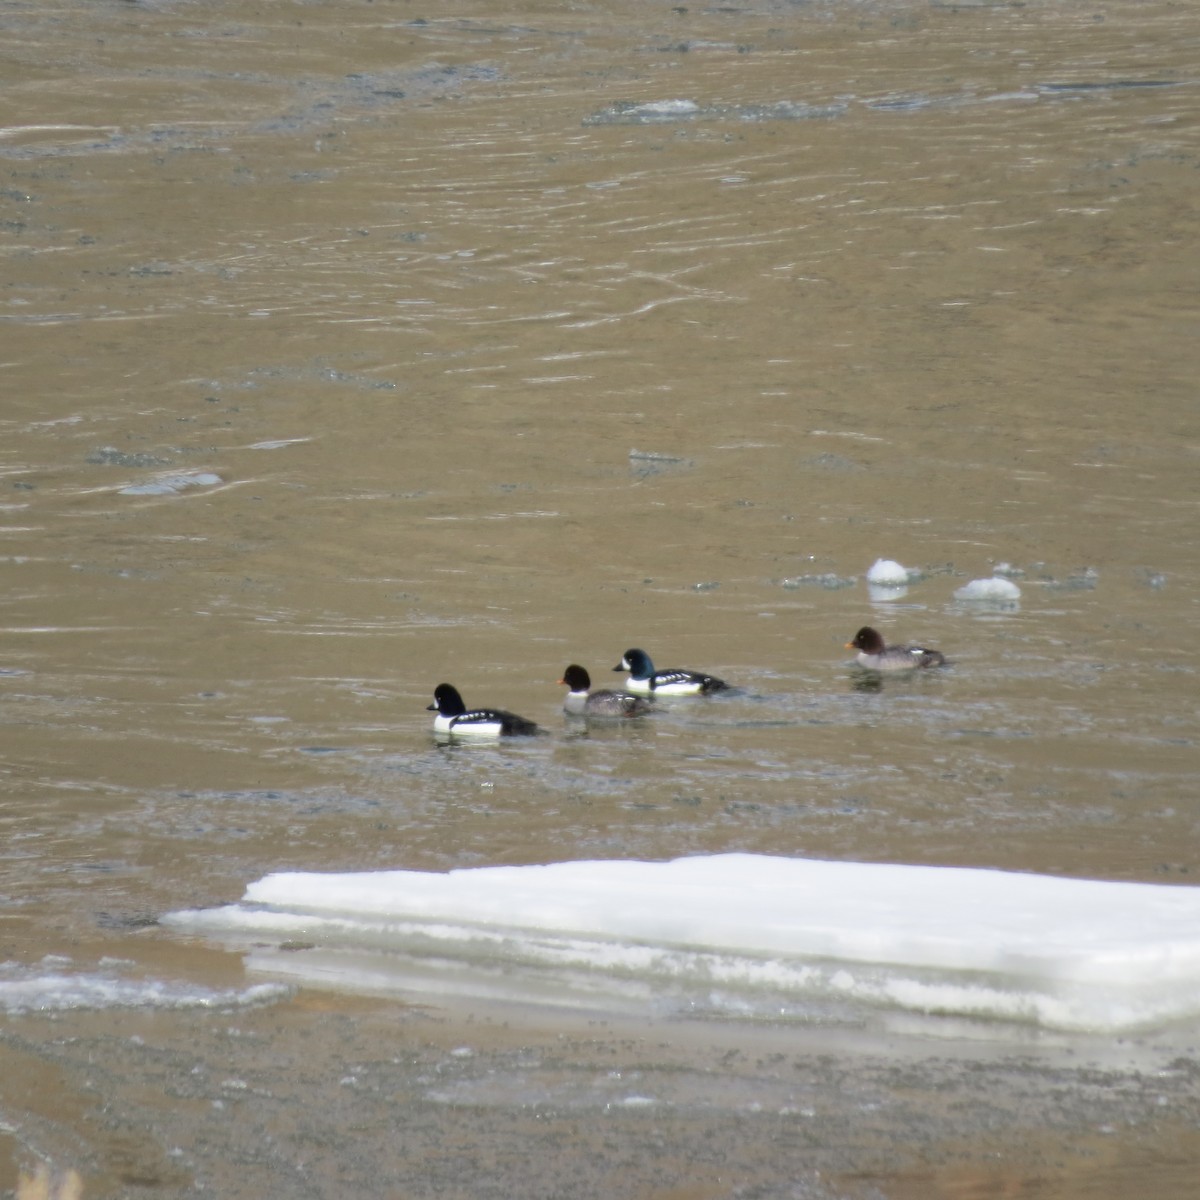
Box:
559;664;653;718
427;683;539;737
846;626;946;671
613;648;728;696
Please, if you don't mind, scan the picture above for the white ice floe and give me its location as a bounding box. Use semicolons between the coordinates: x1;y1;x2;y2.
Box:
954;576;1022;603
865;558;910;586
164;854;1200;1033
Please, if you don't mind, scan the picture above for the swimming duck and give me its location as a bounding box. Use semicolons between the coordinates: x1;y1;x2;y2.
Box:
846;626;946;671
613;648;728;696
427;683;539;737
560;664;652;718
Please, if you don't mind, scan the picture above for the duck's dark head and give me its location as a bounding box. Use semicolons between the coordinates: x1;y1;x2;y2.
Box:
560;664;591;691
614;648;653;677
428;683;466;715
847;627;885;654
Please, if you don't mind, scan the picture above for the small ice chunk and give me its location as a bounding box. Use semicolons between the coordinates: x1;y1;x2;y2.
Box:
636;100;700;117
865;558;910;586
954;576;1021;602
628;449;693;477
120;471;222;497
781;573;857;591
88;446;169;468
585;100;702;126
249;438;312;451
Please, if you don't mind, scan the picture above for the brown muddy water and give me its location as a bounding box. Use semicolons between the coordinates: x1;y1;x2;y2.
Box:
1;0;1198;1196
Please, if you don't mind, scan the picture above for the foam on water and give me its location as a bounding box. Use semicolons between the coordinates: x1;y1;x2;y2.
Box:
165;855;1200;1033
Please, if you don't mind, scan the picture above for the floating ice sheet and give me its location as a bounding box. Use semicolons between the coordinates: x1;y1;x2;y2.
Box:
0;957;288;1015
165;855;1200;1033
